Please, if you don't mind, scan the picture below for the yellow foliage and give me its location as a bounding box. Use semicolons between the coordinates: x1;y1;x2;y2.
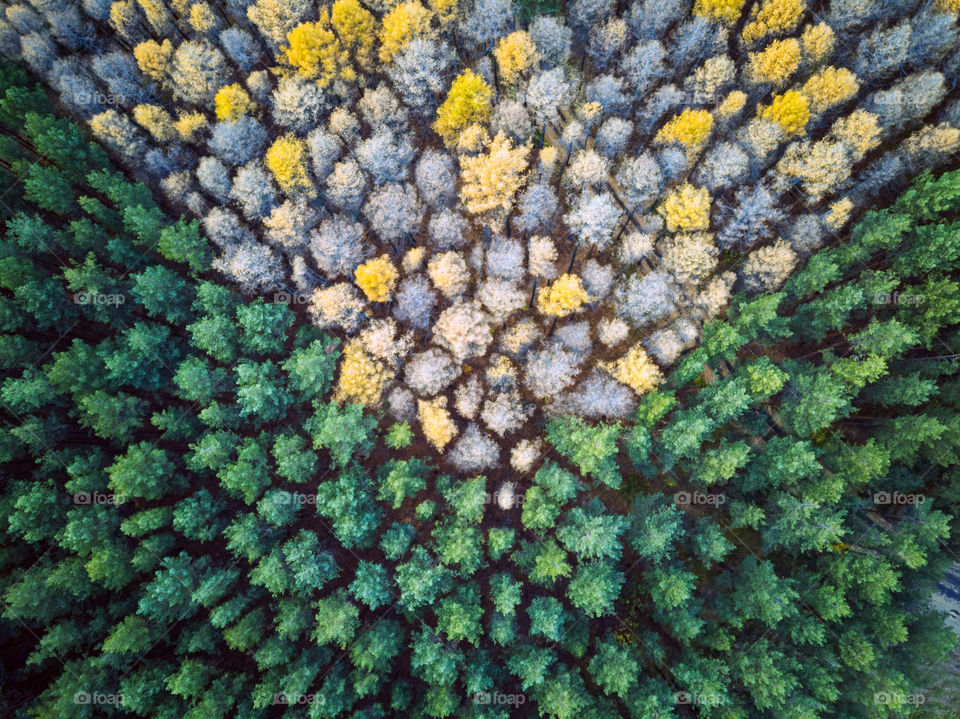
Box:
716;90;748;120
658;183;712;233
173;111;207;141
578;101;604;128
487;355;517;386
434;70;494;146
537;274;589;317
132;105;177;142
284;14;353;87
456;124;491;155
693;0;747;24
214;83;256;121
334;339;393;406
602;344;663;396
801;66;859;115
189;2;217;32
656;108;714;153
902;122;960;159
332;0;376;71
747;38;801;85
760;90;810;137
539;145;559;173
418;396;458;451
741;0;806;44
265;135;315;196
830;110;881;159
137;0;171;32
801;23;836;64
133;39;174;82
493;31;539;86
402;247;425;272
429;0;459;28
936;0;960;12
354;255;398;302
459;131;530;217
824;197;853;229
379;1;434;64
428;251;470;297
777;139;849;202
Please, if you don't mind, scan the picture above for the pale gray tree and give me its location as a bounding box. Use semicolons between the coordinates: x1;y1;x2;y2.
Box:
210;117;269;166
429;209;469;250
357;129;415;186
529;15;572;68
363;183;424;242
271;76;328;132
416;151;456;209
309;213;369;279
230;161;278;220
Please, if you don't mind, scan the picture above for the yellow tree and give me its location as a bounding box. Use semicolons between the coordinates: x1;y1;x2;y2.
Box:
379;1;435;64
132;105;177;142
137;0;172;34
429;0;459;29
459;131;530;223
777;139;850;202
265;135;315;196
355;255;398;303
656;108;714;156
418;397;458;451
801;67;859;115
334;339;394;406
716;91;748;122
173;111;207;142
601;344;663;396
456;124;490;154
214;83;257;121
658;184;712;233
332;0;376;73
493;31;539;86
189;2;219;34
829;110;881;160
824;197;853;230
434;69;493;146
747;38;801;85
133;39;174;83
537;274;589;317
741;0;806;44
761;90;810;137
693;0;747;24
801;23;836;65
284;13;353;88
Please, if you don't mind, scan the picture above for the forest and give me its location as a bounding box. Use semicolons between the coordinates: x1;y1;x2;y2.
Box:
1;0;960;717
